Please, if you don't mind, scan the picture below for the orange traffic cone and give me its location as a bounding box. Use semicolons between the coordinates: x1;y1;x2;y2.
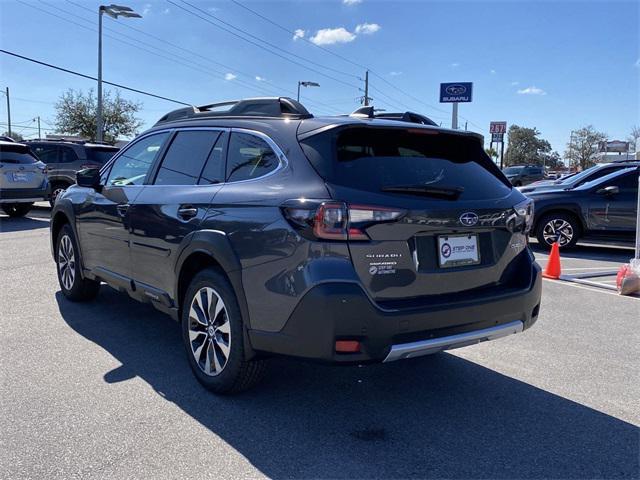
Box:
542;242;562;279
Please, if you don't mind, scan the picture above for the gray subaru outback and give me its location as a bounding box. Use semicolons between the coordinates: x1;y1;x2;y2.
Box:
50;98;541;393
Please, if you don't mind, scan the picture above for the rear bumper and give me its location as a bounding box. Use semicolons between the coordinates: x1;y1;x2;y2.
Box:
248;258;541;363
0;185;49;203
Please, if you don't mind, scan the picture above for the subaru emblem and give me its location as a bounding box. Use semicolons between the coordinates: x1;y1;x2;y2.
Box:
459;212;479;226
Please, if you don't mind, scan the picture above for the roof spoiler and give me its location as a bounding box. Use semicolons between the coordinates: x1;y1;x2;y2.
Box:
348;107;438;126
155;97;313;125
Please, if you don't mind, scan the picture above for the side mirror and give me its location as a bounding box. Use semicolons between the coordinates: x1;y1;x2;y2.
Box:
596;185;619;196
76;168;102;190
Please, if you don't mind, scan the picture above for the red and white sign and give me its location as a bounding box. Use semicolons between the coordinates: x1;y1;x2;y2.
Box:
490;121;507;134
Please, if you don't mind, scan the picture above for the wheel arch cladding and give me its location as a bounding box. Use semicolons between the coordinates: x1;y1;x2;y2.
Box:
50;211;71;259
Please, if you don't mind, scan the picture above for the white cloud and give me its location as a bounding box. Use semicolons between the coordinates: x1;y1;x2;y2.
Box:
142;3;151;15
635;58;640;68
517;86;547;95
207;7;219;13
490;69;496;74
293;29;305;41
389;71;402;76
310;27;356;45
343;0;362;5
161;8;170;14
511;81;520;86
224;73;237;81
450;62;460;68
355;22;380;35
255;76;265;82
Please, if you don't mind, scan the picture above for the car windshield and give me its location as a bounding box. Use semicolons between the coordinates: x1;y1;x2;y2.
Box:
85;147;119;164
503;166;524;174
574;167;636;191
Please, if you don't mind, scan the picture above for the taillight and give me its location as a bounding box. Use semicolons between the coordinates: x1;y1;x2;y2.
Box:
282;200;405;241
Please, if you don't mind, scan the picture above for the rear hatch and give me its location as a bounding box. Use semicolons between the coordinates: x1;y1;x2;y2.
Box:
0;143;46;190
298;125;532;307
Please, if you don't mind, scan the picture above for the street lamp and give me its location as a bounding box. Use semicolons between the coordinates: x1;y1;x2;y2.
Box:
297;81;320;102
97;4;141;143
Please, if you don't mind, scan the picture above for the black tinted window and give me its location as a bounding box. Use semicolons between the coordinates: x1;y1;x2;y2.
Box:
199;132;227;185
59;147;78;163
576;166;622;186
85;147;118;164
30;145;58;164
0;145;38;164
301;128;510;200
155;130;221;186
226;133;279;182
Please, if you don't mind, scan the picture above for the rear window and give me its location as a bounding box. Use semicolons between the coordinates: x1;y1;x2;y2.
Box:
85;147;119;164
300;127;511;200
0;144;39;164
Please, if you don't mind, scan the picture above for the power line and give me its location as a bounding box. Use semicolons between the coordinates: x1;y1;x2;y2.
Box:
167;0;361;91
0;50;191;106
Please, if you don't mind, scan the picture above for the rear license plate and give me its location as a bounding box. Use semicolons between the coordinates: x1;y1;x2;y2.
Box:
11;172;29;182
438;234;480;268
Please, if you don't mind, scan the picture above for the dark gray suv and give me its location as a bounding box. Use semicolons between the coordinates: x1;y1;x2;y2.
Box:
50;98;542;393
27;139;119;206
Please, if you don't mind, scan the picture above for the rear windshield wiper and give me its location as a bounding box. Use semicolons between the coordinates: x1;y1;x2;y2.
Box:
381;184;464;199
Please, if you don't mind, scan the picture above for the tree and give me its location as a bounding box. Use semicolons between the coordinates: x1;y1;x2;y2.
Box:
484;147;499;163
503;125;559;167
53;89;142;144
627;125;640;152
1;131;24;142
564;125;607;170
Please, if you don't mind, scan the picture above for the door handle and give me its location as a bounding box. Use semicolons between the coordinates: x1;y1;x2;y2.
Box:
116;204;130;217
178;205;198;220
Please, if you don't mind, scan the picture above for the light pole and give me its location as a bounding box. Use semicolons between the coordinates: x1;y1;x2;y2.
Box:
97;4;141;143
297;81;320;102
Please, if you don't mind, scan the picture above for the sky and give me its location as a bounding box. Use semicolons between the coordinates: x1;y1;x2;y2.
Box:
0;0;638;155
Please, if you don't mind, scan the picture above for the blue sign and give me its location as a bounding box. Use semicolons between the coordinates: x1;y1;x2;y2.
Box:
440;82;473;103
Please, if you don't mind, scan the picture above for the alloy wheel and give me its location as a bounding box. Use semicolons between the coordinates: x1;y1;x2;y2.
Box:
51;187;66;204
188;287;231;376
58;235;76;290
542;219;574;246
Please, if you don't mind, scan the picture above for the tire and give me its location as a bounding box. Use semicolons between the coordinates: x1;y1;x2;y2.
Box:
182;268;266;394
1;203;33;217
50;183;70;208
56;224;101;301
535;212;580;249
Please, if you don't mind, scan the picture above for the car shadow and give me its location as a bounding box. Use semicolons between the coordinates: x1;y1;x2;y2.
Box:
0;213;50;232
56;289;638;479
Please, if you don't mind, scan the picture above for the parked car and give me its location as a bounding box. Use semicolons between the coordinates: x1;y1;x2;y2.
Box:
0;140;49;217
26;139;119;206
502;165;545;186
519;161;640;194
528;166;639;248
50;97;541;393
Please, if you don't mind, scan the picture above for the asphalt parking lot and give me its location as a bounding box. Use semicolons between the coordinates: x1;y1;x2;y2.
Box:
1;206;638;479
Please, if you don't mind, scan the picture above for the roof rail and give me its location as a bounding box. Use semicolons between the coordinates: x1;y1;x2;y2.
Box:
155;97;313;125
347;106;437;126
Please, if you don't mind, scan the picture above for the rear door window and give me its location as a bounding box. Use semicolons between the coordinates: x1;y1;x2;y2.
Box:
30;144;58;164
154;130;221;186
59;146;79;163
226;132;279;182
301;127;511;200
85;147;119;165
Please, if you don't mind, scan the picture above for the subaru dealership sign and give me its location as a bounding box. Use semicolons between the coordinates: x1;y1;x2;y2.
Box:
440;82;473;103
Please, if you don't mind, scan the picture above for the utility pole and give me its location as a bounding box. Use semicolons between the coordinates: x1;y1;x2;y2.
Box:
451;102;458;129
5;87;11;136
364;70;369;106
36;116;41;139
97;7;103;142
